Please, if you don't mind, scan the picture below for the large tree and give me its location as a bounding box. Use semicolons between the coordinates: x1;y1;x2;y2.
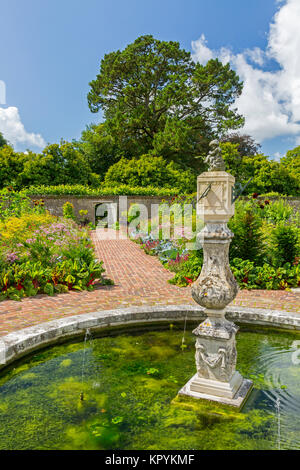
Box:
79;123;121;179
87;35;244;169
0;132;8;149
221;133;261;157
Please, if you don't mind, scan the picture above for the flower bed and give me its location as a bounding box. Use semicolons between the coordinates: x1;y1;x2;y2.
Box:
129;196;300;290
0;190;112;301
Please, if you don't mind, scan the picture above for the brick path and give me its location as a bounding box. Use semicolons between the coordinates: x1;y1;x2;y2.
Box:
0;229;299;336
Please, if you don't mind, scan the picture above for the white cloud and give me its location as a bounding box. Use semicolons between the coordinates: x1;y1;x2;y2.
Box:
191;35;214;65
0;106;45;148
0;81;6;105
191;0;300;145
274;152;282;161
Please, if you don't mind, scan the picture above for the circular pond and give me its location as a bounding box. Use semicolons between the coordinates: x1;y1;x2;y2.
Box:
0;323;300;450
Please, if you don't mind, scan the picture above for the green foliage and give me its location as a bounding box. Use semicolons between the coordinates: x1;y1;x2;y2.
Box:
168;252;203;287
104;155;196;193
270;224;299;267
228;200;265;263
220;142;242;178
0;188;45;221
221;133;261;156
261;198;294;224
63;202;75;220
0;132;8;148
220;141;299;196
88;35;244;169
231;258;299;290
0;202;111;301
23;184;180;197
0;141;100;190
79;123;121;178
20;142;100;188
134;197;299;290
281;146;300;188
0;145;27;189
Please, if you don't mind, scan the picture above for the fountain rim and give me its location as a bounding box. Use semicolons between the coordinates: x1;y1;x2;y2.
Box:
0;304;300;371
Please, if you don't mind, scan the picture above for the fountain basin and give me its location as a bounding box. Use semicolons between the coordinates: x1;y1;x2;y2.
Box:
1;305;300;371
0;316;300;450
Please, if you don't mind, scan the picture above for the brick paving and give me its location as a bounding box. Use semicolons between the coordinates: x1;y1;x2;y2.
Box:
0;229;299;336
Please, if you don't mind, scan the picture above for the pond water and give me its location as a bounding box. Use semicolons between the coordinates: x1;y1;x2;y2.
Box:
0;324;300;450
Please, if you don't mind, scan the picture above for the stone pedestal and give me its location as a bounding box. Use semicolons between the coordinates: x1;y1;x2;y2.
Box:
179;308;252;408
179;142;253;409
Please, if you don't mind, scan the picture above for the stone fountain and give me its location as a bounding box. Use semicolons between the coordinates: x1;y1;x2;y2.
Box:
179;140;253;409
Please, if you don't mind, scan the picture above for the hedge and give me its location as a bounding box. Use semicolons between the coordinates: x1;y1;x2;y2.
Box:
22;184;182;197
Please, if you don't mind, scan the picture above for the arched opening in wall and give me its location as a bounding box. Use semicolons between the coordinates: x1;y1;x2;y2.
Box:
95;202;116;228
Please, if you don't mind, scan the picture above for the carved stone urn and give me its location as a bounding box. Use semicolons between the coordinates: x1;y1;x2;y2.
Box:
179;141;253;408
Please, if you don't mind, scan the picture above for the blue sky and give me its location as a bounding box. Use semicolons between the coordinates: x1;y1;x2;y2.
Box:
1;0;299;160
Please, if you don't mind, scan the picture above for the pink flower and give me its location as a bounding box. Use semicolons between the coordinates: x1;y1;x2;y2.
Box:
6;252;19;263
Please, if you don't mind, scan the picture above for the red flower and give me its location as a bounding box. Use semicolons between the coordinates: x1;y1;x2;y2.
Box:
184;277;193;285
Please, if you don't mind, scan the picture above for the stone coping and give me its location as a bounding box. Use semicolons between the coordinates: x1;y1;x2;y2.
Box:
0;304;300;370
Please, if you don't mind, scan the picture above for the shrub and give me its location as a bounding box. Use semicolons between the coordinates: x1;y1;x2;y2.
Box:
260;198;294;224
78;209;89;226
228;201;265;263
270;224;299;267
231;258;300;290
168;252;203;287
23;184;180;197
104;155;196;193
63;201;75;220
0;188;45;221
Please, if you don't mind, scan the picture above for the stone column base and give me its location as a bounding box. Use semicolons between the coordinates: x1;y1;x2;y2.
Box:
178;373;253;410
190;371;243;399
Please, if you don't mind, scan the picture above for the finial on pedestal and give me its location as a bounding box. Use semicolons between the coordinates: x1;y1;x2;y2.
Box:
205;140;226;172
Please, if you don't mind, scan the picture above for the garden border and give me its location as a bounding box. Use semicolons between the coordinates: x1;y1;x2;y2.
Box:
1;304;300;370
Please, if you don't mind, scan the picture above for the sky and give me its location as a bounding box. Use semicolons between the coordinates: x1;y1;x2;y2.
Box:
0;0;300;160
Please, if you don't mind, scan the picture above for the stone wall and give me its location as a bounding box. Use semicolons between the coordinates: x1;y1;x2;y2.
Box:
28;194;300;225
29;195;174;224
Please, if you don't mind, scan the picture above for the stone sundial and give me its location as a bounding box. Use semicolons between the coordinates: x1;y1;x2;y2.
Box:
178;140;253;409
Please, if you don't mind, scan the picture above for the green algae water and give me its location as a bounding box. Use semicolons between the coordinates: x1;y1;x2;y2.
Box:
1;323;300;450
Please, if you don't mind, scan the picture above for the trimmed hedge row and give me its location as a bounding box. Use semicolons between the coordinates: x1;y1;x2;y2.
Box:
22;185;181;197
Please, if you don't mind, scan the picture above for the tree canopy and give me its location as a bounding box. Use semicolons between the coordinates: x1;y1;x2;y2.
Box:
0;141;100;190
221;142;299;196
87;35;244;169
104;155;196;193
0;132;8;149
